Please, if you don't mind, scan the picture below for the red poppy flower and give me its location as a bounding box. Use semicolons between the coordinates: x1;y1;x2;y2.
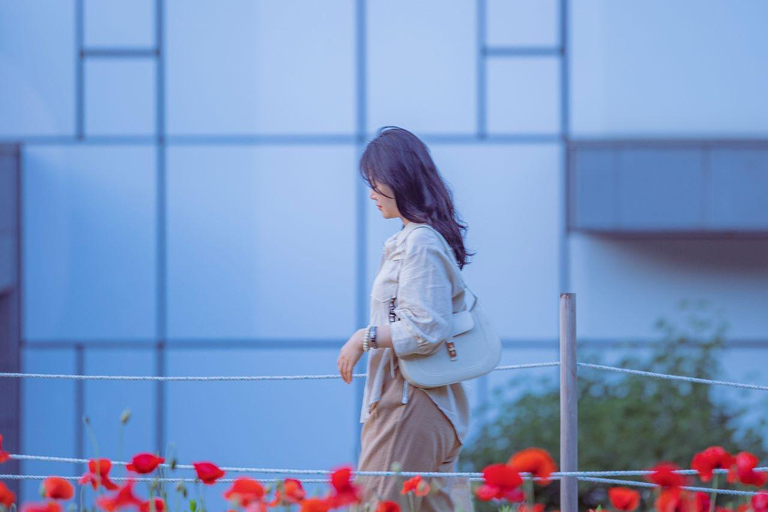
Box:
655;488;687;512
0;434;10;464
282;478;306;502
223;477;266;507
375;501;401;512
79;458;119;491
139;498;165;512
608;487;641;511
0;481;16;507
126;453;165;474
518;505;545;512
401;475;430;497
21;502;62;512
267;478;305;507
192;462;225;485
474;463;524;502
243;502;267;512
507;448;558;486
43;477;74;500
300;498;331;512
95;479;144;512
325;466;363;508
733;452;767;487
752;492;768;512
647;462;687;489
691;446;736;483
693;492;711;512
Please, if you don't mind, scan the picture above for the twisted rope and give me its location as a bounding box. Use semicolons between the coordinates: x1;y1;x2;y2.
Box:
2;362;766;393
0;362;560;382
577;363;768;392
10;454;767;482
577;476;763;497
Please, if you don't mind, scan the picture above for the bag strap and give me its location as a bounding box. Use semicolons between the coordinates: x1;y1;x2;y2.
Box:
389;224;475;323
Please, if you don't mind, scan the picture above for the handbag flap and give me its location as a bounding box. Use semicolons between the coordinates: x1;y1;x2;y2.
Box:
450;310;474;337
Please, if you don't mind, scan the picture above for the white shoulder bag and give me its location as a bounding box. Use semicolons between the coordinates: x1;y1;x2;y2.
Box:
390;224;502;389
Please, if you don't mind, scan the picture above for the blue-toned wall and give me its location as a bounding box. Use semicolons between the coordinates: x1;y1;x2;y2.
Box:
3;0;768;509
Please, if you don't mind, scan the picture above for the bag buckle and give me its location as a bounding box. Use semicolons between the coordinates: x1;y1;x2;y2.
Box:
446;341;457;361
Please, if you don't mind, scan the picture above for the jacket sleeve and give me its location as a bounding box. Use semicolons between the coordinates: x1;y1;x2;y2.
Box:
390;236;454;357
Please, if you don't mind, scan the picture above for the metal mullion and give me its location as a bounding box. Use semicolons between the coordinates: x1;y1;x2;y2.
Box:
82;48;159;58
484;46;563;58
154;0;167;459
477;0;488;138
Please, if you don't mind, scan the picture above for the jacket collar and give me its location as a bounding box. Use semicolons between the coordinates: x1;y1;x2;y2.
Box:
384;220;425;251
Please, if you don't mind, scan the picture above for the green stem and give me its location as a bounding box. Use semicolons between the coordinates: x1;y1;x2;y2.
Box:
408;493;415;512
162;443;177;505
160;468;169;505
709;473;720;512
117;426;124;477
197;481;206;512
173;480;181;512
525;476;534;512
83;417;104;497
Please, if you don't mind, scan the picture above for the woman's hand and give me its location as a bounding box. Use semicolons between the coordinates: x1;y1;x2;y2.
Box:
338;328;366;384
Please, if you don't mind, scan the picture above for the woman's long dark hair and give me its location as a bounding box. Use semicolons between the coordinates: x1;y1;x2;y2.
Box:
359;126;475;269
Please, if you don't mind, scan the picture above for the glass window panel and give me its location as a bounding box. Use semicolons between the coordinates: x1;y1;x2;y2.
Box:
618;149;703;229
367;0;477;135
571;1;768;135
85;59;156;136
487;57;560;134
21;349;77;502
166;0;355;135
167;145;357;339
84;0;155;48
709;149;768;229
23;146;157;341
0;1;75;137
486;0;559;48
83;350;157;460
570;235;768;338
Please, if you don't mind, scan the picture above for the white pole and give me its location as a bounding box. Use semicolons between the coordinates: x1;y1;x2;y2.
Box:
560;293;578;512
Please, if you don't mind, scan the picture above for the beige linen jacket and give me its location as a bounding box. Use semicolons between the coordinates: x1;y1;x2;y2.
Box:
359;221;473;445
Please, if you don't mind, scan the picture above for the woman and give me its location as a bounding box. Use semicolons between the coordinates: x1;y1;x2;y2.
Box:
337;126;476;512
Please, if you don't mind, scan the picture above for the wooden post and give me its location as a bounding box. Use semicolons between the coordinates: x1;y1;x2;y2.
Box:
560;293;578;512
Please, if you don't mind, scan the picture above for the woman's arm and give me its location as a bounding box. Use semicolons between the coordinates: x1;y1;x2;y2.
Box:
337;325;394;384
388;236;454;357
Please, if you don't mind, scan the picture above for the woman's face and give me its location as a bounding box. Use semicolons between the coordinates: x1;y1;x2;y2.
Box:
370;180;401;219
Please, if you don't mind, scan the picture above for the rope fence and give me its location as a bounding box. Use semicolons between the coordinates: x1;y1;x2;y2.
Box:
9;454;768;481
1;361;765;394
0;362;559;382
1;361;766;393
575;477;761;497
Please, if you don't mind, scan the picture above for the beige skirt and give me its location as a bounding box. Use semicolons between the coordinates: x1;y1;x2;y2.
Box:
355;365;474;512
